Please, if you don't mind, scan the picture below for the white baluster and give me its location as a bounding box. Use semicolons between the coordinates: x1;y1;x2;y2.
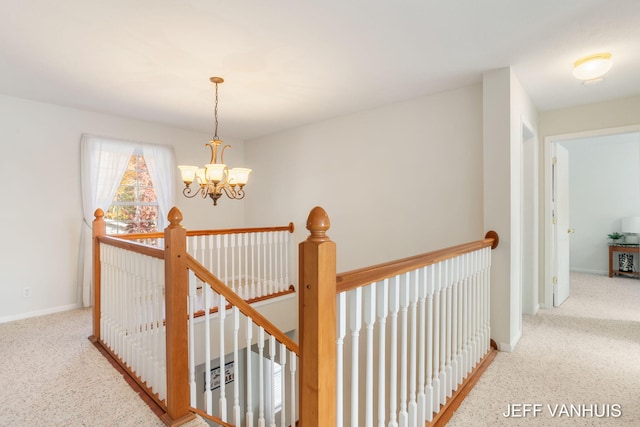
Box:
269;336;276;427
417;267;428;423
336;292;346;427
350;287;362;427
471;250;478;367
377;278;389;427
219;294;227;421
364;283;376;427
188;271;197;407
256;233;262;298
244;234;250;298
284;231;290;290
246;319;254;427
268;232;274;295
279;344;287;427
233;307;241;425
399;273;409;427
432;263;441;412
439;260;448;405
157;262;167;400
408;270;419;426
276;232;282;292
485;247;491;354
224;234;230;286
462;252;470;376
251;233;257;299
289;351;296;427
449;258;457;390
217;234;222;285
445;258;454;399
204;286;213;415
280;231;286;292
455;255;463;385
258;327;266;427
388;275;400;427
263;232;268;295
231;233;237;295
208;235;214;279
145;256;154;385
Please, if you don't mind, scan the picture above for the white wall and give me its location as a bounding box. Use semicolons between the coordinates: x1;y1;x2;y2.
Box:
243;84;485;274
562;133;640;274
0;94;247;322
483;67;538;351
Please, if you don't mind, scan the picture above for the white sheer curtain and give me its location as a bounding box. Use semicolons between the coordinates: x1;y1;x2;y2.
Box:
142;143;176;230
77;134;176;307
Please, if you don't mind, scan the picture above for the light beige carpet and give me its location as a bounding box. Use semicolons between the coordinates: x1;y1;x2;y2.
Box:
448;272;640;426
0;307;208;427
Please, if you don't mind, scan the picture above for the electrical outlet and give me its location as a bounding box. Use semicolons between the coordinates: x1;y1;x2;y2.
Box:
23;287;32;298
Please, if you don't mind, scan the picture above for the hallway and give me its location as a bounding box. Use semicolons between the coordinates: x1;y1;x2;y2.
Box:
448;272;640;425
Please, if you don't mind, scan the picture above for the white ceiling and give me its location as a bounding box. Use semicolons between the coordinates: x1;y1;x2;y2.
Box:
1;0;639;140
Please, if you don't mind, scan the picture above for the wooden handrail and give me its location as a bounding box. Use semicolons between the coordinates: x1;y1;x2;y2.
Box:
186;254;300;356
189;407;234;427
336;232;498;294
97;235;165;260
113;222;295;240
191;286;296;319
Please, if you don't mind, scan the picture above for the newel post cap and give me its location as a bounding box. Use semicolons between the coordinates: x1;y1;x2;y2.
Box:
94;208;104;220
306;206;331;242
167;206;184;228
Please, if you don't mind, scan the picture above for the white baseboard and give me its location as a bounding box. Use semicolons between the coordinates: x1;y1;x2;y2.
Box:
498;329;522;353
532;303;540;315
0;303;81;324
570;268;608;276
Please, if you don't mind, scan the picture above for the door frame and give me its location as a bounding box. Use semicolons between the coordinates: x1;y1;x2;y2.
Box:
521;119;538;316
543;124;640;308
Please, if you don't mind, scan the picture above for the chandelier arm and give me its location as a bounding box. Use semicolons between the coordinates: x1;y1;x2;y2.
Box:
182;185;207;199
207;141;217;164
220;145;231;165
235;187;246;200
220;185;235;199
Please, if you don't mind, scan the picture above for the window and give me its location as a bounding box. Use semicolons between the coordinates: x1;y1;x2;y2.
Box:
80;134;175;307
104;152;159;234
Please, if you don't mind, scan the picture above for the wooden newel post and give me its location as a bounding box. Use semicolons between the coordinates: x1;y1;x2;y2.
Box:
163;207;195;426
91;209;106;342
299;206;337;426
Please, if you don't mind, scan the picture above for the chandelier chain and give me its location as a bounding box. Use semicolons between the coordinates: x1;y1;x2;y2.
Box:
214;80;219;140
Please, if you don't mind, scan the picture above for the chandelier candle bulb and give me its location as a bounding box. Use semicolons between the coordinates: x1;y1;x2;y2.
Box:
178;76;252;206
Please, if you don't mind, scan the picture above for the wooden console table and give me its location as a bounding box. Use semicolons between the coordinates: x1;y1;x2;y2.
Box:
609;243;640;278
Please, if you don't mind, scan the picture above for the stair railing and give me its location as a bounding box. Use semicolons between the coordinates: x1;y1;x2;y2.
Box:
297;207;499;427
90;207;296;426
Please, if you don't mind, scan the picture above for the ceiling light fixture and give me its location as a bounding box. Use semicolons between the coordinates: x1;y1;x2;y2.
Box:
178;77;251;206
572;53;612;82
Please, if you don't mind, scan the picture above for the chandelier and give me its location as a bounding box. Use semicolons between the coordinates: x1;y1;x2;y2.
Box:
178;77;251;206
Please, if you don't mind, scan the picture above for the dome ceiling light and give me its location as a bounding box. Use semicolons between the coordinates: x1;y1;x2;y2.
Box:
572;53;613;83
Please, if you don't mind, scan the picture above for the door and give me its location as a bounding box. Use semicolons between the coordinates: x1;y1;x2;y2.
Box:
553;145;572;306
